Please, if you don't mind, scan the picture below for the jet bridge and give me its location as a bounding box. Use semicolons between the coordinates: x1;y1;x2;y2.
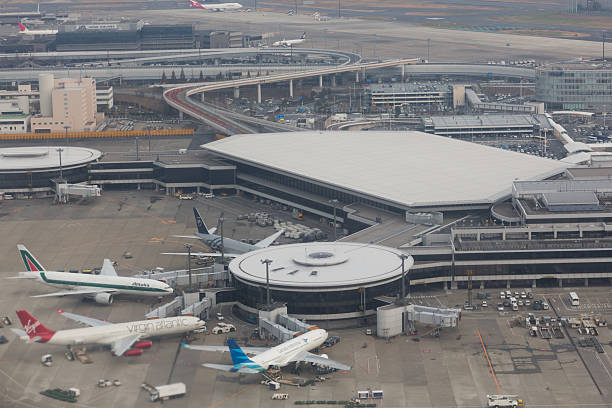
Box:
377;304;461;338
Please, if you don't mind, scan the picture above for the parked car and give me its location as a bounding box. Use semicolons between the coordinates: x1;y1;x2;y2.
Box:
481;300;488;307
497;304;504;311
216;313;224;321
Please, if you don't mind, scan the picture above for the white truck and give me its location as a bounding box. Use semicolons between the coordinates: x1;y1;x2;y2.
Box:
212;323;236;334
150;383;186;402
487;394;525;408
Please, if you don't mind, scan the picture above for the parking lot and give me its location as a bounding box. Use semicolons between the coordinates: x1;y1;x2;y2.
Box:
0;192;612;407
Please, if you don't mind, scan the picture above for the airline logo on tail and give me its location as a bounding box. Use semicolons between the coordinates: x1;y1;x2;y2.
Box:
18;245;44;272
16;310;55;342
18;22;27;32
300;32;306;39
190;0;205;8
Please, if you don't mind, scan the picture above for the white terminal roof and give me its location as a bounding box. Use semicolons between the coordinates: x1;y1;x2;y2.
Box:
229;242;412;291
204;131;569;209
0;146;102;171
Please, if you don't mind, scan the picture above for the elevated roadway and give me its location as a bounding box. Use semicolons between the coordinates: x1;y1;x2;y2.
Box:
164;58;419;134
404;63;535;79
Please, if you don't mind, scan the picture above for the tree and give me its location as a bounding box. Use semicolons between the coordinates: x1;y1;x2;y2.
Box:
199;70;204;81
161;71;167;84
170;71;177;82
179;68;186;82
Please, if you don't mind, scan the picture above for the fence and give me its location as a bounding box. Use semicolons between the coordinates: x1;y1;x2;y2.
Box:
0;128;194;142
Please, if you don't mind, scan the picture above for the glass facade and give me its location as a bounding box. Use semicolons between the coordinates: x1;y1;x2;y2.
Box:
536;64;612;110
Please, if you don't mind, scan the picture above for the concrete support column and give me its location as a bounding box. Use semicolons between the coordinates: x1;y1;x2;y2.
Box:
179;111;184;120
528;231;532;240
480;281;484;290
532;279;537;288
553;230;558;239
257;83;262;104
401;64;405;80
355;70;360;82
233;87;240;99
558;279;563;288
331;75;336;87
585;278;589;287
506;280;511;289
476;232;481;241
196;186;200;194
289;79;293;98
201;93;205;102
319;75;323;88
450;280;458;290
502;231;506;240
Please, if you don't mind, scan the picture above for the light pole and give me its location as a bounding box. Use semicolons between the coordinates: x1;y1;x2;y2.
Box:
184;243;193;290
63;125;71;145
147;126;152;152
56;147;64;180
135;137;140;161
329;199;339;241
399;253;410;303
261;258;272;308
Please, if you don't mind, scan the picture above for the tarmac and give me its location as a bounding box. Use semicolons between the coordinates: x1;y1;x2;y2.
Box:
0;192;612;407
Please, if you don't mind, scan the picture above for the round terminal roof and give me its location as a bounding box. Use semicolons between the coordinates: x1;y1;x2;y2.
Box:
0;146;102;171
229;242;413;291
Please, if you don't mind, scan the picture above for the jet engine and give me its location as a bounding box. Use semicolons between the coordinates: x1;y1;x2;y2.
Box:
94;292;113;305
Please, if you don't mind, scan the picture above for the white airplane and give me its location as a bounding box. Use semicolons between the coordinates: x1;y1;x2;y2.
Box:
162;207;284;259
189;0;242;11
9;245;173;304
12;309;205;356
273;32;307;47
182;328;351;373
18;22;57;35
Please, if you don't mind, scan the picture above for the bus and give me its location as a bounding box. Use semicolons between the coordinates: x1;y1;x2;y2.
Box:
569;292;580;306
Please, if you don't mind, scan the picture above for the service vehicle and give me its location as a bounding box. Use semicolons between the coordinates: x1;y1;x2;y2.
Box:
150;382;186;402
179;194;194;200
486;394;524;408
569;292;580;306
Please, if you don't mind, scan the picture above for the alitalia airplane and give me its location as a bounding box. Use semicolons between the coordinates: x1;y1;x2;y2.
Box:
9;245;173;304
182;328;351;373
163;207;284;258
12;309;205;356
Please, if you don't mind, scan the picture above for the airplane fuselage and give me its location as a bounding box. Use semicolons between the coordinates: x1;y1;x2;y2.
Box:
20;271;172;297
196;232;258;254
23;316;204;345
250;329;327;370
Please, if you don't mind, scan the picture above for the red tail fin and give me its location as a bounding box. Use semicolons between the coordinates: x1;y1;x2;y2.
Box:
18;22;27;32
16;310;55;341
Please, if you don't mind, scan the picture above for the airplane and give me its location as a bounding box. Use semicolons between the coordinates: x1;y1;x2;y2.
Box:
162;207;284;258
11;309;205;356
18;22;57;35
9;245;173;304
189;0;242;11
182;328;351;373
272;32;307;47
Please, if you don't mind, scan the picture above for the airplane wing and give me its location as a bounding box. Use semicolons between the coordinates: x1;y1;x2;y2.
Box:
57;309;112;327
100;259;118;276
295;352;352;371
203;363;260;373
182;343;268;355
172;235;201;240
31;287;115;298
6;271;39;279
254;229;285;248
109;334;141;356
161;252;241;258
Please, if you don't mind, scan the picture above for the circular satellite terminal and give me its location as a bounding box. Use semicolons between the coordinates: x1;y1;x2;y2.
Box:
0;146;102;171
230;242;413;318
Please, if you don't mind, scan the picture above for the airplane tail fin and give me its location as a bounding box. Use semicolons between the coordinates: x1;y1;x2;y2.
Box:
15;310;55;341
190;0;204;8
193;207;210;235
301;32;307;39
227;338;253;365
18;22;27;32
17;245;45;272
